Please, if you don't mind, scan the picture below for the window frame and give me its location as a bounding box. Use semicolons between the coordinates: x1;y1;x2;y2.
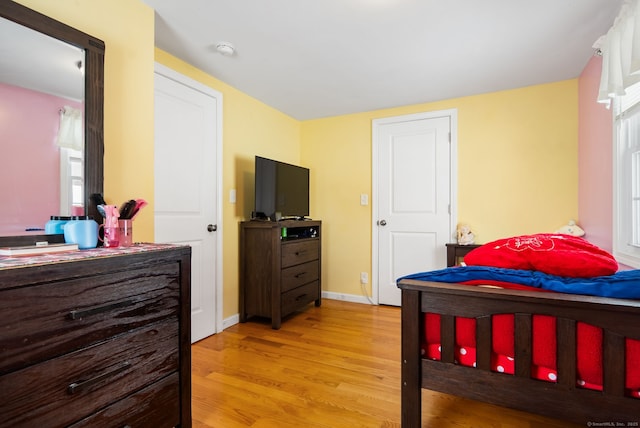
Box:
59;146;84;216
613;83;640;267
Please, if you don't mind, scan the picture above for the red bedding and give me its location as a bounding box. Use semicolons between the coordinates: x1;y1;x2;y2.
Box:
463;233;618;277
422;312;640;398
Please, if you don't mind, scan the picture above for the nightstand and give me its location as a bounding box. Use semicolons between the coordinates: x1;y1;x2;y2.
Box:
446;243;481;267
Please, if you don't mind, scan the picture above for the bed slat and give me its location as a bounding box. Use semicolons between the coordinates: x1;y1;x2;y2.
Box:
603;331;625;396
441;314;455;364
514;313;532;378
476;316;492;371
556;318;577;389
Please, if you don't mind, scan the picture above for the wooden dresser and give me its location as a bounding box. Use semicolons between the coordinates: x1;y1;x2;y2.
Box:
0;243;191;427
239;220;321;329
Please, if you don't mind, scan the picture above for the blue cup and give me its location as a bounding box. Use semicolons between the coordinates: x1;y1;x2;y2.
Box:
64;216;99;249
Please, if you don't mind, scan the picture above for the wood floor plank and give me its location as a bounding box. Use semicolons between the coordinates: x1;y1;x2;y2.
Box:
192;299;580;427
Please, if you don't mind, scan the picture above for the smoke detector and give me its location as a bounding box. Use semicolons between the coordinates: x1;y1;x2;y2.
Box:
216;42;235;56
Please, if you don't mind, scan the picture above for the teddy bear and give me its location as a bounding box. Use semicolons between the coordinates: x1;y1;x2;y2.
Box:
554;220;585;237
456;223;475;245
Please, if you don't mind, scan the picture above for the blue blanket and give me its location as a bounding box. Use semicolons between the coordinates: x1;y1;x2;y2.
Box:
398;266;640;299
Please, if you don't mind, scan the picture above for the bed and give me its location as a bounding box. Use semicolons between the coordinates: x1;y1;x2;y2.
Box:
396;234;640;426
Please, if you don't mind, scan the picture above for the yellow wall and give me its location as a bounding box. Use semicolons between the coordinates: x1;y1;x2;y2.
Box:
16;0;156;241
302;80;578;298
154;49;302;318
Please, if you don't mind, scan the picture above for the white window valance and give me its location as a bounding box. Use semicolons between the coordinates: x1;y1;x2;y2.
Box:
598;0;640;105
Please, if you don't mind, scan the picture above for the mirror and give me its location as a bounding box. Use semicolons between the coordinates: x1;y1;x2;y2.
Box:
0;2;104;246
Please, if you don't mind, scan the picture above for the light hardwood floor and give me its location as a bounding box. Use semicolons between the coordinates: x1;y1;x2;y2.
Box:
191;299;580;428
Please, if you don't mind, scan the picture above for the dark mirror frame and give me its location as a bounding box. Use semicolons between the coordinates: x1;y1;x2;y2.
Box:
0;1;104;247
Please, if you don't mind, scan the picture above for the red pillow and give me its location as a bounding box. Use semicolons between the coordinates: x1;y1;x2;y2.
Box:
463;233;618;278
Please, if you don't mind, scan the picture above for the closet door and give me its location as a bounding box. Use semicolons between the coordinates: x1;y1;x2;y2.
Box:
373;110;455;306
154;63;223;342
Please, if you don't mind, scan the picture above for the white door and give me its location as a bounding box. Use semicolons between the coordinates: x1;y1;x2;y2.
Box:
373;110;456;306
153;63;223;342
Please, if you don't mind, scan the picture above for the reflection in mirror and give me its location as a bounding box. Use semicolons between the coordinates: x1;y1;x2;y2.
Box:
0;16;85;236
0;1;104;246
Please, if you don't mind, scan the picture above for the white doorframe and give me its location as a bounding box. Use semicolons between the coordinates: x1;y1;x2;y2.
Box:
371;109;458;304
154;62;224;334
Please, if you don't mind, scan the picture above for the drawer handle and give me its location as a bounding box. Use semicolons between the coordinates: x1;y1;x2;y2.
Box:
68;300;134;320
295;293;308;301
67;361;131;395
295;250;306;256
294;272;307;278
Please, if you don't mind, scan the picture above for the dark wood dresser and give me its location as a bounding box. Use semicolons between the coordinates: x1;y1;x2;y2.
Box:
239;220;321;329
0;243;191;427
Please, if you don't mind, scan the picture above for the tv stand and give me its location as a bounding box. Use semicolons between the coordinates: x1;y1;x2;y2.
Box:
239;220;322;329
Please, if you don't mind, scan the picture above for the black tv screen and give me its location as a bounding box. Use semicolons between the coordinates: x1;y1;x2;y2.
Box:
255;156;309;220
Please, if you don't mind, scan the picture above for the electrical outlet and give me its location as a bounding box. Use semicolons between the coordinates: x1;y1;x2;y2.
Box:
360;272;368;284
360;193;368;206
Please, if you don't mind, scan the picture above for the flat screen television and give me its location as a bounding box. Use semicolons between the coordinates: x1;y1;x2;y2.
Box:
254;156;309;221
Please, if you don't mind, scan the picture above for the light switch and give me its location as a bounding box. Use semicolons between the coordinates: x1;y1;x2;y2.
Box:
230;189;236;204
360;194;368;206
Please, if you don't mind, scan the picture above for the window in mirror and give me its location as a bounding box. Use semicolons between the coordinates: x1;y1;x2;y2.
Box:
60;147;85;216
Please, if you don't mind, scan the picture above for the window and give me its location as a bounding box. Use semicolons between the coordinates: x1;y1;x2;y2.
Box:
614;83;640;267
59;147;84;216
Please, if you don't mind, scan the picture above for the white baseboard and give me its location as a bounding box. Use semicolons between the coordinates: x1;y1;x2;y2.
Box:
321;291;376;305
221;292;376;332
222;314;239;330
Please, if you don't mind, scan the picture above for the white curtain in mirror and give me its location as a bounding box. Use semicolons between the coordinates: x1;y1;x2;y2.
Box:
56;106;83;151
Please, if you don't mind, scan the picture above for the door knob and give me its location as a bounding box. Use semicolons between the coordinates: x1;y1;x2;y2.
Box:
207;224;217;232
378;220;387;226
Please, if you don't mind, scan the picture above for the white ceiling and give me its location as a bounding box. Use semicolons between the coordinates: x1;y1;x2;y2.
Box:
144;0;621;120
0;16;84;101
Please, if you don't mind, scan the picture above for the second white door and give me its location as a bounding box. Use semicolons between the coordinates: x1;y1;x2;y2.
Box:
374;111;455;306
153;63;222;342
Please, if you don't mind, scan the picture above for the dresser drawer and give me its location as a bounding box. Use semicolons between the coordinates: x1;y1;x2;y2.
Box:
69;372;180;428
281;281;319;316
281;239;319;268
282;260;319;293
0;262;179;375
1;319;178;427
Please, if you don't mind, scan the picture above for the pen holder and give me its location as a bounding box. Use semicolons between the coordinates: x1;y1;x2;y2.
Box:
118;219;133;247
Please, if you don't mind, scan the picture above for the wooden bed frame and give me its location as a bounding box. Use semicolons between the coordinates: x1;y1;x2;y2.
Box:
397;278;640;426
